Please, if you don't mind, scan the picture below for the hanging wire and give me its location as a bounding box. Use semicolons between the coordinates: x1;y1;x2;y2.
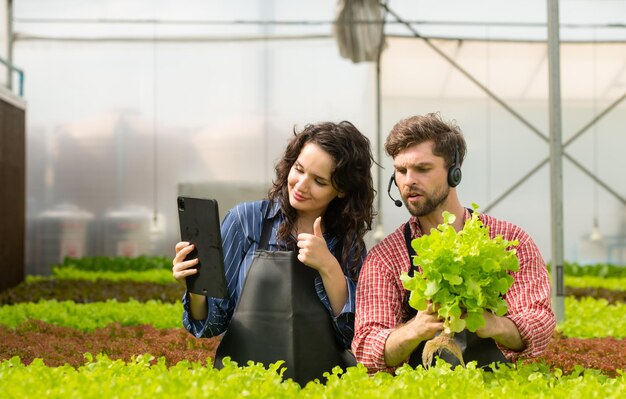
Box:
152;20;159;229
261;3;273;189
485;24;492;206
591;29;601;240
593;40;598;221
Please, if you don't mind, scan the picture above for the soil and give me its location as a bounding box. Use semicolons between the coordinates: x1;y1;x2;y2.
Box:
0;320;220;368
534;332;626;377
3;282;624;306
1;321;624;377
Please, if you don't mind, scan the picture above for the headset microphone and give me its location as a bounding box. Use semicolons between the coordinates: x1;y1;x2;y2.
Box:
387;173;403;207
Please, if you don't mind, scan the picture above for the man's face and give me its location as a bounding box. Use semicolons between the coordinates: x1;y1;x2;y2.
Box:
393;141;450;217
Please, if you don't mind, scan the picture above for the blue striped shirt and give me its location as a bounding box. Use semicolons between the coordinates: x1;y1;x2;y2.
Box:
182;199;365;349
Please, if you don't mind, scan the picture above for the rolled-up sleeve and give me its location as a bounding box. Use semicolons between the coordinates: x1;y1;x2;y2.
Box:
182;293;231;338
500;232;556;360
315;274;357;349
352;239;407;374
314;246;366;349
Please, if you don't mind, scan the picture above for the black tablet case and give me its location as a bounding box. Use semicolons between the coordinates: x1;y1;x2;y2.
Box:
177;196;228;298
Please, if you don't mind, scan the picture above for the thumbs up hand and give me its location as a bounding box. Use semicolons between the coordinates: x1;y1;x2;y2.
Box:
296;216;334;272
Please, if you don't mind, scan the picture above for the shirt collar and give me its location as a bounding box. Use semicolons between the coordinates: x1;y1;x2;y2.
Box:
267;198;282;219
266;198;339;249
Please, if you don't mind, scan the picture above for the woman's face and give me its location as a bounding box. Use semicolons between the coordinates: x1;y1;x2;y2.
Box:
288;142;343;219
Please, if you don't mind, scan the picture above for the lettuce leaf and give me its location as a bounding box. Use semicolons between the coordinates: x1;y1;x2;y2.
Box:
401;203;519;334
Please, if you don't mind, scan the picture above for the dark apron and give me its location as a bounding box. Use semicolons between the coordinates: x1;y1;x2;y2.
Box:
214;208;355;384
403;218;511;369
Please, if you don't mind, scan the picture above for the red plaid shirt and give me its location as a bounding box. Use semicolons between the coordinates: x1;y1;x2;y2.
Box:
352;209;556;373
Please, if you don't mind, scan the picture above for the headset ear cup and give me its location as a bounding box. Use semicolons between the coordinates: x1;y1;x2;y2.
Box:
448;147;462;187
448;166;462;187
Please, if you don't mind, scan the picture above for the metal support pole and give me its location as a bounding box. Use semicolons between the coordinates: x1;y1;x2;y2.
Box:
547;0;565;322
373;1;388;243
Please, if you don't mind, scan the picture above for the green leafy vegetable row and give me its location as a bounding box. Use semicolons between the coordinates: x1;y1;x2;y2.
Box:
1;297;624;338
0;355;623;398
51;255;626;277
557;297;626;339
49;268;173;284
53;255;172;273
564;276;626;291
0;299;181;331
37;268;626;292
548;262;626;278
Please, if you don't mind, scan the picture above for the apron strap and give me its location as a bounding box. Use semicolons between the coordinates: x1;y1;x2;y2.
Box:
404;222;417;316
404;222;417;277
258;201;274;250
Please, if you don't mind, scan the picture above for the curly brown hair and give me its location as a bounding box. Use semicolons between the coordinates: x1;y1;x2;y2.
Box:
268;121;376;278
385;112;466;169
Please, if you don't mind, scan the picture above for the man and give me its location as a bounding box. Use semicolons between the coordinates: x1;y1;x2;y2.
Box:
352;113;555;373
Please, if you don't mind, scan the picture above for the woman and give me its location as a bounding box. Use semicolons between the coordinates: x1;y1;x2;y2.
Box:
172;121;376;383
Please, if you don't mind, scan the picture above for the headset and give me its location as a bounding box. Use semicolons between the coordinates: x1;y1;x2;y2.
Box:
387;147;462;207
447;147;462;188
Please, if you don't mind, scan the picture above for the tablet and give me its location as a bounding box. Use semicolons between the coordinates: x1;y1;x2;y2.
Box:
177;196;228;298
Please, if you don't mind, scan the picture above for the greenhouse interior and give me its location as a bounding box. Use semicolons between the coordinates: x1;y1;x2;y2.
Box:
1;0;625;286
1;0;626;395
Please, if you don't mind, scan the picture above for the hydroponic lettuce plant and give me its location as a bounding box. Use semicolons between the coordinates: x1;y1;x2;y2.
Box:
400;203;519;367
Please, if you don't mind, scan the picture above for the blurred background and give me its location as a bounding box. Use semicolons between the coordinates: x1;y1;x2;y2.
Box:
0;0;624;279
